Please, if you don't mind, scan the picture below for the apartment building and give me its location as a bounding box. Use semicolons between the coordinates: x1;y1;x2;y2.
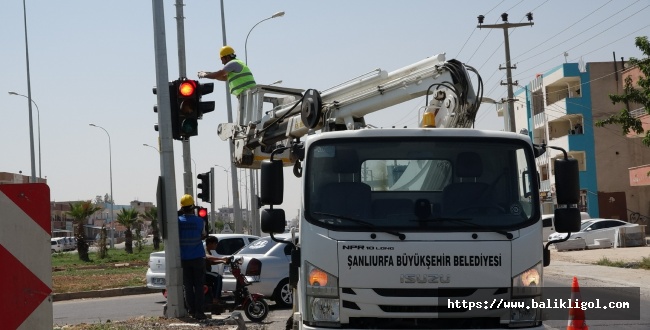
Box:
512;61;650;226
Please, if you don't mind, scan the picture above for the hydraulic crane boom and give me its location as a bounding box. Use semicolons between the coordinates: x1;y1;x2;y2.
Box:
217;53;483;168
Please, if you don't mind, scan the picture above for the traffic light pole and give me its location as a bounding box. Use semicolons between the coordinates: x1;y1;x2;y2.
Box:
219;0;244;234
210;167;215;232
152;0;184;318
174;0;194;196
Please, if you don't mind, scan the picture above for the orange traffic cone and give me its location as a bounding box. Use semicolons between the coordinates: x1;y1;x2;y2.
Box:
567;276;589;330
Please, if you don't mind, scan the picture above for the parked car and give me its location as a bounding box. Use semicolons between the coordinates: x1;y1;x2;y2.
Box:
223;233;297;308
51;238;65;253
542;212;590;242
548;218;638;246
62;236;77;251
146;233;259;290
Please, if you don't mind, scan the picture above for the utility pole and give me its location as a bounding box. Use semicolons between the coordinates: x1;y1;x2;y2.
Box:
151;0;183;318
175;0;194;196
210;166;215;232
477;12;533;132
219;0;244;234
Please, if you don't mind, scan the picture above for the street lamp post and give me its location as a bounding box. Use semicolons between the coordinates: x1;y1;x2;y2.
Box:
191;158;197;198
214;165;230;207
143;143;159;153
17;0;36;183
244;11;285;64
9;91;41;179
89;124;115;248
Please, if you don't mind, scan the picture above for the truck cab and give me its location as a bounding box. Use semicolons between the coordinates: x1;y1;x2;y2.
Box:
260;128;580;329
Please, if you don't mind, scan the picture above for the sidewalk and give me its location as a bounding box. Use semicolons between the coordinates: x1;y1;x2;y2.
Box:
546;243;650;293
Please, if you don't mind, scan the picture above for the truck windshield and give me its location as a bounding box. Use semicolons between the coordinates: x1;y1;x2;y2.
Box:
305;137;538;231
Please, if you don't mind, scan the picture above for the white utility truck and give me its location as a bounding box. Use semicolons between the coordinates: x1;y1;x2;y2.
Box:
219;53;581;329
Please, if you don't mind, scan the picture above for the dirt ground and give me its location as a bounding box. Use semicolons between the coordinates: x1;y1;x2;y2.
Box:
54;315;268;330
549;243;650;264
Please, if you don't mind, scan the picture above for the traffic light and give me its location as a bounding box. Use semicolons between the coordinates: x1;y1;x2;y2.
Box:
197;207;209;233
176;79;199;138
152;82;180;139
170;79;215;140
197;171;211;203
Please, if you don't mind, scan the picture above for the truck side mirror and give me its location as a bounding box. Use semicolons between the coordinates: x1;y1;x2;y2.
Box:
261;208;286;234
552;150;581;232
260;159;284;206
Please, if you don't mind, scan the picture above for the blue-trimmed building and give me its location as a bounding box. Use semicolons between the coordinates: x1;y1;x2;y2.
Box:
510;61;650;221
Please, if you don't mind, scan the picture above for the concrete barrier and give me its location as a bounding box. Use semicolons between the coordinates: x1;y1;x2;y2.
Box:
52;286;154;302
554;238;586;251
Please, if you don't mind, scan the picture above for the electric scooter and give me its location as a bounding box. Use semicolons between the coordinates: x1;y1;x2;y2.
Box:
205;256;269;322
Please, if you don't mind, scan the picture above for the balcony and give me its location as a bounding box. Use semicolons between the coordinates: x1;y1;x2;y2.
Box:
535;151;549;168
533;112;546;129
540;179;551;192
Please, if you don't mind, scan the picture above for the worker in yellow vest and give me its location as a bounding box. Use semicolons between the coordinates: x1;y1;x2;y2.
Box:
198;45;257;124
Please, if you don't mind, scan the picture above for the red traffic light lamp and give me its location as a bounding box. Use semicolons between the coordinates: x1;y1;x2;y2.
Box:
198;207;208;218
197;207;209;233
178;80;196;97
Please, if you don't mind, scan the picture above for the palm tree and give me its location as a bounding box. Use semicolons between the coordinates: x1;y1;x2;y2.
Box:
117;208;141;254
67;201;101;262
142;207;161;250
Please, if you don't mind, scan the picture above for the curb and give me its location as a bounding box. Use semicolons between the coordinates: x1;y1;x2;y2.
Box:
53;286;155;302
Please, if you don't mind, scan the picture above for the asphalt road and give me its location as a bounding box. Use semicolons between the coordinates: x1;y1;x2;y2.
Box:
53;292;293;329
54;271;649;330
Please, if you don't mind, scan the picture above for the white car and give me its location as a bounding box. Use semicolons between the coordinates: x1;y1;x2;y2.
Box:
146;233;259;290
223;233;297;307
548;218;638;246
542;212;590;242
51;238;65;253
63;236;77;251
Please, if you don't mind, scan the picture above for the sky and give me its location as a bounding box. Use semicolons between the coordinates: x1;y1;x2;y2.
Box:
2;0;649;221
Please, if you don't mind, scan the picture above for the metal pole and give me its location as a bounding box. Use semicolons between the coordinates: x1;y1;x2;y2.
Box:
21;0;36;182
502;28;516;133
9;92;41;178
477;17;533;132
174;0;194;196
215;165;230;207
143;143;160;153
220;0;243;234
191;158;197;198
242;12;284;235
152;0;184;318
244;12;285;64
89;124;114;249
210;167;215;232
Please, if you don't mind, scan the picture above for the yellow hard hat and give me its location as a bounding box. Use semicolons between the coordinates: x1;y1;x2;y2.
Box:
180;194;194;207
220;45;235;58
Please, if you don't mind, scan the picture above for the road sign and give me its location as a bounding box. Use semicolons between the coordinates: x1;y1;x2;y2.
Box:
0;183;52;329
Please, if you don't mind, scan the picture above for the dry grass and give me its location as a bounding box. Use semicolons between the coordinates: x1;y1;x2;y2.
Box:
52;261;148;293
51;246;155;293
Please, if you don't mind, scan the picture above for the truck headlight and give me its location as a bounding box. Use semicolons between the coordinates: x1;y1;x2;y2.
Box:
510;262;542;327
305;262;339;326
512;262;541;297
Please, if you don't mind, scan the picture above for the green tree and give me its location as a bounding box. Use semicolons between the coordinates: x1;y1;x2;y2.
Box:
142;207;161;250
67;201;101;262
116;208;141;254
98;225;109;259
595;36;650;146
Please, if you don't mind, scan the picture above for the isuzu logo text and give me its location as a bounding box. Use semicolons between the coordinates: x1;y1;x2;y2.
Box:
400;274;451;283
